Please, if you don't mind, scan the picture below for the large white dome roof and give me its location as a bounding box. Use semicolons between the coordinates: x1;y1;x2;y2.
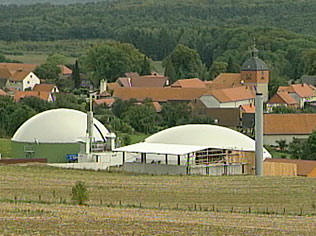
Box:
146;124;271;158
12;108;109;143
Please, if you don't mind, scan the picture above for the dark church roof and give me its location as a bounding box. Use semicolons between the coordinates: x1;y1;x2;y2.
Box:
241;57;269;71
241;45;269;71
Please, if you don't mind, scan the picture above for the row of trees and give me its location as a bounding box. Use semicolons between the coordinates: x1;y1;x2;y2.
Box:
93;98;215;147
276;132;316;160
97;99;214;136
0;94;85;137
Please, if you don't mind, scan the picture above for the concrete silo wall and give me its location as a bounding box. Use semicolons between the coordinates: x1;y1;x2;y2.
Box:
11;141;80;163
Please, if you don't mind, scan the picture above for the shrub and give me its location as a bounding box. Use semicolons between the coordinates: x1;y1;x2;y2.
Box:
71;181;89;205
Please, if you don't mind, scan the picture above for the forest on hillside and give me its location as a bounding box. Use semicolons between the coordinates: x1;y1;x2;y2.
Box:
0;0;316;37
0;0;315;87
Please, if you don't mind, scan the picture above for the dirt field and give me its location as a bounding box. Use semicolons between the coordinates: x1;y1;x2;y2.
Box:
1;202;316;235
1;165;316;235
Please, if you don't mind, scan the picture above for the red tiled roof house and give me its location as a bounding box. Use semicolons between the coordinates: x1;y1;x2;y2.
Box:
263;113;316;146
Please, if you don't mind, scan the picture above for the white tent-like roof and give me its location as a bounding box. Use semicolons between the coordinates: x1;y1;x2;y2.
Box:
115;124;271;158
115;142;209;156
12;108;109;143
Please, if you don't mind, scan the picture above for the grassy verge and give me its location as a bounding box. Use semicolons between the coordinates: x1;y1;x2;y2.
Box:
1;202;315;235
0;138;11;158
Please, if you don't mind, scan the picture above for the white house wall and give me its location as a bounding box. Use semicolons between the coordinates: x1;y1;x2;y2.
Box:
200;95;254;108
263;134;310;146
22;72;40;91
219;99;254;108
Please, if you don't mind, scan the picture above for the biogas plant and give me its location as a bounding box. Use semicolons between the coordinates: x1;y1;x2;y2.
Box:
11;94;269;175
11;108;119;167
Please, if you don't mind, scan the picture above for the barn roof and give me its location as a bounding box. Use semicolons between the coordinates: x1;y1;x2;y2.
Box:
264;113;316;135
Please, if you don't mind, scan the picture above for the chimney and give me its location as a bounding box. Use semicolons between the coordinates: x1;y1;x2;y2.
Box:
99;79;107;94
255;93;264;176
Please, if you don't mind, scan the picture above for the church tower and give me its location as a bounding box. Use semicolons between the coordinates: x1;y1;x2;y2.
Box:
240;44;269;102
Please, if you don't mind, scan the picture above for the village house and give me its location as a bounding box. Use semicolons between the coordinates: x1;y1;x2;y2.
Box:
14;90;54;102
190;99;241;127
0;63;72;91
113;72;168;89
33;83;59;102
276;83;316;109
170;78;207;88
266;91;299;112
5;71;40;91
33;84;59;94
263;113;316;146
112;87;209;102
58;65;73;78
199;86;255;109
93;97;116;108
0;63;40;91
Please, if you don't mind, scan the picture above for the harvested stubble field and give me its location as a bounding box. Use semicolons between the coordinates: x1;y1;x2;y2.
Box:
1;165;316;235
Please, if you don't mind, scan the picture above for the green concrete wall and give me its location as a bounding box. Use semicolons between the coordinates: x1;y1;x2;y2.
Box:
11;141;80;163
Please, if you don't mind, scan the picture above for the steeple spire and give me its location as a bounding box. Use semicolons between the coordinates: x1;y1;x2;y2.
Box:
251;38;259;58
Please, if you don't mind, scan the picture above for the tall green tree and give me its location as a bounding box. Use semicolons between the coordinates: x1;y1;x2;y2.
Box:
303;131;316;160
209;61;228;79
140;56;151;75
122;102;159;134
34;53;66;81
164;44;203;80
160;102;191;127
20;97;54;113
34;63;61;81
72;60;81;89
226;56;239;73
82;41;146;83
112;98;137;119
164;58;176;84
